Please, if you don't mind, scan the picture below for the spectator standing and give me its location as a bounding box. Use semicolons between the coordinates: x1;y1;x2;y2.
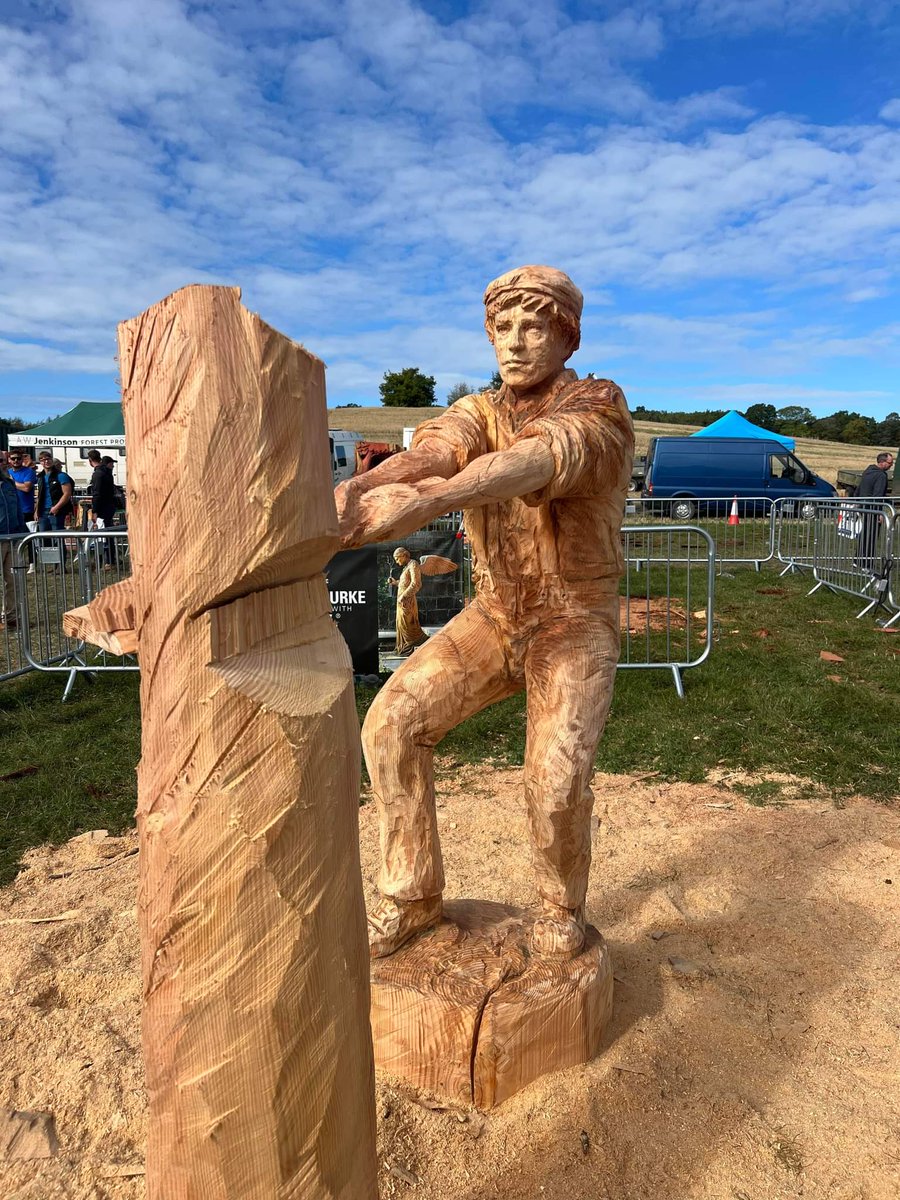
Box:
88;450;117;525
88;449;117;570
0;451;24;628
8;449;37;524
855;451;895;570
35;452;75;532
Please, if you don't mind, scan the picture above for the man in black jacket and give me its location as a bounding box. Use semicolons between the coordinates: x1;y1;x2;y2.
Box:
855;451;895;569
88;450;117;523
88;450;117;569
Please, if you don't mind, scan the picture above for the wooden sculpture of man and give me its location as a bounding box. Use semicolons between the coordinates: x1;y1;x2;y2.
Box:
337;266;634;959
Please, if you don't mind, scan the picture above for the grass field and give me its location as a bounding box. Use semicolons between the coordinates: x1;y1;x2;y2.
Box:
329;406;896;487
1;563;897;885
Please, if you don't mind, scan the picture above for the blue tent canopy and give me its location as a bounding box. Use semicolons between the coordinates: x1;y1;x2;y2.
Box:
691;410;795;451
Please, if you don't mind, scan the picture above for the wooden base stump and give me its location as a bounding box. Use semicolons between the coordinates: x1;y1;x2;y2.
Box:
370;899;613;1109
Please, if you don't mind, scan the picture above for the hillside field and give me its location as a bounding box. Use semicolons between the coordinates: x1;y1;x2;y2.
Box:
329;406;897;487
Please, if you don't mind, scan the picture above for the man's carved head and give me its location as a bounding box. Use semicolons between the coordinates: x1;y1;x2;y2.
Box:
483;266;583;392
393;547;411;566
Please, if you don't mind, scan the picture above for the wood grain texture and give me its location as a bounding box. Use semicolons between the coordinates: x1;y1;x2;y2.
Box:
370;900;612;1110
116;285;377;1200
61;603;137;656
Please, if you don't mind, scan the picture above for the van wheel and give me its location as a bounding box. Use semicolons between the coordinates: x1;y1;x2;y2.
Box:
672;499;696;521
799;502;817;520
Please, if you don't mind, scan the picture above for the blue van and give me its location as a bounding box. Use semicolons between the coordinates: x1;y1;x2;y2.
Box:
642;437;836;519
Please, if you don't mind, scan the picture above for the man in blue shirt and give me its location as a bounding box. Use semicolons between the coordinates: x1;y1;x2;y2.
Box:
8;450;37;523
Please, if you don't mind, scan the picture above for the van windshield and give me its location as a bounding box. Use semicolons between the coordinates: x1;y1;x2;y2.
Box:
769;453;804;481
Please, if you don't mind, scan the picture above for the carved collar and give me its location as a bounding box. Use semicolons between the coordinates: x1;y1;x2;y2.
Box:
492;368;578;427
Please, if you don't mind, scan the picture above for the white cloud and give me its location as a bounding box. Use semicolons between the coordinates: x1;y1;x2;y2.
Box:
0;0;898;418
880;98;900;122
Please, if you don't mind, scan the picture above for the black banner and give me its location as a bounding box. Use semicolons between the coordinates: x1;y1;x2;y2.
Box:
325;547;379;676
326;523;469;674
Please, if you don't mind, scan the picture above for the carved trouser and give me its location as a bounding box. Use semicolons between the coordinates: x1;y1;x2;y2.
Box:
361;594;620;909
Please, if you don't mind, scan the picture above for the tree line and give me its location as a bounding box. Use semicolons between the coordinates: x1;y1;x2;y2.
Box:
632;403;899;447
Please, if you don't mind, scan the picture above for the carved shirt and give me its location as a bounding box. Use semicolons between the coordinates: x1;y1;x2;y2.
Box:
411;371;634;624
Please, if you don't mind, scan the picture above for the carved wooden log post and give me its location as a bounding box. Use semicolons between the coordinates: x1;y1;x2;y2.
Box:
116;286;377;1199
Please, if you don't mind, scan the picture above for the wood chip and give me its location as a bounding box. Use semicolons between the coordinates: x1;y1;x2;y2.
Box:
1;909;81;925
612;1064;652;1077
49;848;138;879
705;802;733;810
819;650;845;663
668;956;713;979
1;1109;59;1160
101;1164;145;1178
388;1163;420;1186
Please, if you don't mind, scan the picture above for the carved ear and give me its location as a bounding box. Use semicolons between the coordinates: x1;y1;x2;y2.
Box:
419;555;458;577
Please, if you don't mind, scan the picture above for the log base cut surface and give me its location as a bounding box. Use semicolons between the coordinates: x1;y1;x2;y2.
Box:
370;899;613;1110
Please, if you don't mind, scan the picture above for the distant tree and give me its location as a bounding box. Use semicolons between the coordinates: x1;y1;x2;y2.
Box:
743;403;778;430
775;405;814;430
874;413;900;445
446;381;473;404
811;410;851;442
335;402;361;409
379;367;437;408
841;416;875;445
480;370;503;392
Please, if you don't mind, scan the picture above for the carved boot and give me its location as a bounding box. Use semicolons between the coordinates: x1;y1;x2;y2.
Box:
531;900;586;958
367;894;443;959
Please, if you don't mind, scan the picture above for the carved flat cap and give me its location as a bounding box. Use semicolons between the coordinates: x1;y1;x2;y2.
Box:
483;265;583;322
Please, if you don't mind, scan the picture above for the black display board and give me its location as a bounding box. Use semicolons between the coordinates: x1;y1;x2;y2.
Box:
325;547;380;675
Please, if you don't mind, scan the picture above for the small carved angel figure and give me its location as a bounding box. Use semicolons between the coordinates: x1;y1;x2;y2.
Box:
390;547;457;655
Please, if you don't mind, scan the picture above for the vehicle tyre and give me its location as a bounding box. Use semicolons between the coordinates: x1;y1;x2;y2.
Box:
671;498;696;521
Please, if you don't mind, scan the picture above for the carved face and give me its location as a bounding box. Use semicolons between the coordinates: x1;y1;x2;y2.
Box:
393;548;410;566
490;302;569;392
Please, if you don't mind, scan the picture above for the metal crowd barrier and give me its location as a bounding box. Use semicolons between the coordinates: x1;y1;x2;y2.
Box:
623;496;774;569
379;524;716;697
7;530;136;699
805;498;896;621
618;525;715;697
4;523;715;699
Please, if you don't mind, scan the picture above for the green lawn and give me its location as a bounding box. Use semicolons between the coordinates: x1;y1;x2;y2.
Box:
2;567;897;884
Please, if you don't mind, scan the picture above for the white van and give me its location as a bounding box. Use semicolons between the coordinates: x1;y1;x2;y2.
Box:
329;430;367;484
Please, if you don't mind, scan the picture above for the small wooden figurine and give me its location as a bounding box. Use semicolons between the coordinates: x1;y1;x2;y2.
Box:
389;547;457;655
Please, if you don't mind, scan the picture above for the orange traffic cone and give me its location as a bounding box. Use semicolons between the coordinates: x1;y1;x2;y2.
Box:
728;496;740;526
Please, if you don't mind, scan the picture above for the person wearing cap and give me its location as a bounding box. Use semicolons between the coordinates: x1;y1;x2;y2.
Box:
337;265;633;959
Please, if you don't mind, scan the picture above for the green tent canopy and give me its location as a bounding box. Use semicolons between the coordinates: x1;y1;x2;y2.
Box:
17;402;125;446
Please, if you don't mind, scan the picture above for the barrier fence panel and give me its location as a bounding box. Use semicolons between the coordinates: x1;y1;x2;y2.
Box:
1;534;30;682
803;498;897;620
3;523;715;699
11;530;136;698
888;552;900;628
619;525;716;698
771;498;819;575
624;496;774;569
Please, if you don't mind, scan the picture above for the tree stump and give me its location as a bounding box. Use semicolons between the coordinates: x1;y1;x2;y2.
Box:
370;900;613;1109
112;285;377;1200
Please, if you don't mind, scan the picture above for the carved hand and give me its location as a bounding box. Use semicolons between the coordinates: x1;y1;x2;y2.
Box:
340;480;448;549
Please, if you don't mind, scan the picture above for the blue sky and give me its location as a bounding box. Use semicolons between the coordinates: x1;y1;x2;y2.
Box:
1;0;899;424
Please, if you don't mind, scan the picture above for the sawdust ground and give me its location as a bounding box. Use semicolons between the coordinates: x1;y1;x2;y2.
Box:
1;765;898;1200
